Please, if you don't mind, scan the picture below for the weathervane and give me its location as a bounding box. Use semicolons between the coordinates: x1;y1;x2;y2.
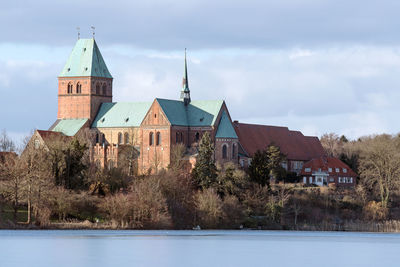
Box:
76;27;80;40
91;26;95;38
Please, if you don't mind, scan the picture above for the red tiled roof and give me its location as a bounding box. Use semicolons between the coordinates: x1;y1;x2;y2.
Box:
233;122;326;161
300;156;357;177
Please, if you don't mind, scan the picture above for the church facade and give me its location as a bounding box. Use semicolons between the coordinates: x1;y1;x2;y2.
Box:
40;38;326;175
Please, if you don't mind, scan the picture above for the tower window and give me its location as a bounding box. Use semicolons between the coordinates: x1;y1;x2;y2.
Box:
67;83;73;94
156;132;161;146
222;144;227;159
76;83;82;94
125;133;129;144
102;84;106;95
118;132;122;144
232;143;236;158
195;132;200;142
149;132;154;146
102;134;105;145
96;84;100;95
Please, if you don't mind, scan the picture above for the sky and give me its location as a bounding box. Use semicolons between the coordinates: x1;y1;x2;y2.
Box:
1;0;400;144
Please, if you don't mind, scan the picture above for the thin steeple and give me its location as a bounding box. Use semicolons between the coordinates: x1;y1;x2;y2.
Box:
180;48;191;106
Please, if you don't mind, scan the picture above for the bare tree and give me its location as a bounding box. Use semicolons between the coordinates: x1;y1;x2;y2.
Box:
358;135;400;209
320;133;341;157
0;129;16;152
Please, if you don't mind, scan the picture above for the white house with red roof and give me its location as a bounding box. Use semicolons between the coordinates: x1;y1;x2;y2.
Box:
300;157;357;187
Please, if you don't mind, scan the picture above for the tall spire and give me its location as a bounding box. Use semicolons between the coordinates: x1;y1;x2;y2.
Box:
180;48;191;106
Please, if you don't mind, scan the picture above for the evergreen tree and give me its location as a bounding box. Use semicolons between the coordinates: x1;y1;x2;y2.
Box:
248;149;270;186
192;132;217;189
266;145;286;182
60;139;87;190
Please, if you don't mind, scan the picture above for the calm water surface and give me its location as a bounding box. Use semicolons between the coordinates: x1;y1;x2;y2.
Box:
1;230;400;267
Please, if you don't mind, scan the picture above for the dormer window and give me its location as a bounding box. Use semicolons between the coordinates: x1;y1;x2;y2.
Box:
335;168;340;173
343;168;347;173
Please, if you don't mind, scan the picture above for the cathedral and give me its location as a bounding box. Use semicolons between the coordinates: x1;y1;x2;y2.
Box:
33;38;326;175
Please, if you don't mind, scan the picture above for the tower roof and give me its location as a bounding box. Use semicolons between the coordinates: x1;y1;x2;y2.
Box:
59;38;112;78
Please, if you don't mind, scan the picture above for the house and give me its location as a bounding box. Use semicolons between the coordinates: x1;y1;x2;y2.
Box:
300;156;357;187
233;122;326;174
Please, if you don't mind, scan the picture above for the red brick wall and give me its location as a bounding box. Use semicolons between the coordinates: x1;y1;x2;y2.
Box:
57;77;112;121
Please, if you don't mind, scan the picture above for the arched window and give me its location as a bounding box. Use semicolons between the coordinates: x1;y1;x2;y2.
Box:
176;132;179;143
118;132;122;144
108;160;114;170
76;82;82;94
232;143;236;159
95;133;99;144
149;132;154;146
95;160;101;169
102;134;105;144
222;144;227;159
124;133;129;144
102;84;107;95
195;132;200;142
67;83;73;94
156;132;161;146
96;83;100;95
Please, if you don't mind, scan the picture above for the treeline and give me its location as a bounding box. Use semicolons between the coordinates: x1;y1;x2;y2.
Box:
1;130;400;230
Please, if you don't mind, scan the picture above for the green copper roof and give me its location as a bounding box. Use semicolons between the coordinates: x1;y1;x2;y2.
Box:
50;118;88;136
215;111;238;139
156;98;224;126
59;38;112;78
91;102;152;128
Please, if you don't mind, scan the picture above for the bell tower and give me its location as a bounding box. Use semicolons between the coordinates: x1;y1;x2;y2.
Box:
57;38;113;122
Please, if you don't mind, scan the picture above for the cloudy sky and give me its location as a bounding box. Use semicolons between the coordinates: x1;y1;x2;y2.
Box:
1;0;400;143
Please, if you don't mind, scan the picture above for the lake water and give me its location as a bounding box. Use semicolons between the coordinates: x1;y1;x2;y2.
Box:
1;230;400;267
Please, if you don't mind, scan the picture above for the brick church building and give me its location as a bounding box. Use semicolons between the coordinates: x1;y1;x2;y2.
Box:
32;38;329;175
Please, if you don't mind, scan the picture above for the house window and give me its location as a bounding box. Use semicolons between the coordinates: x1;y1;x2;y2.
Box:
222;144;227;159
96;84;100;95
76;82;82;94
309;177;313;184
330;177;334;182
195;132;200;142
118;132;122;144
328;168;332;172
156;132;161;146
303;177;307;184
95;133;99;143
125;133;129;144
149;132;154;146
350;177;353;183
176;132;180;143
338;177;343;183
34;139;40;149
335;168;340;173
180;132;184;143
232;143;236;158
305;168;311;172
102;134;105;144
343;168;347;173
240;159;244;167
